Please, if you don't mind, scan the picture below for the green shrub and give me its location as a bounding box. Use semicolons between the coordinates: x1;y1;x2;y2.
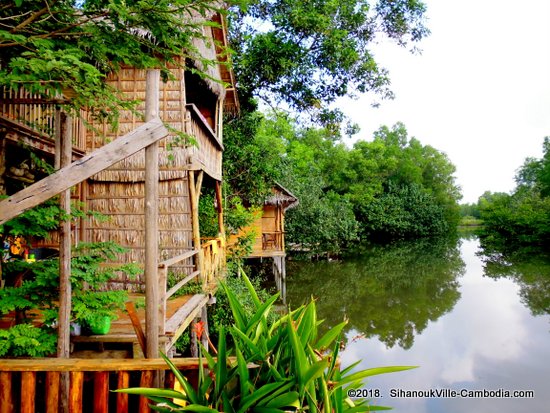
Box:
119;273;415;412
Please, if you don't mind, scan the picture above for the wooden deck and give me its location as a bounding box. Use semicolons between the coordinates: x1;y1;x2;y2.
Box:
71;293;210;357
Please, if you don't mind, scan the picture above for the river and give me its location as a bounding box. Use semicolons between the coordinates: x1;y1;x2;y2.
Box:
282;236;550;413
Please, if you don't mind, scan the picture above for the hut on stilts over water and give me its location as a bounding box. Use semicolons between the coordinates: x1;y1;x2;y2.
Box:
229;183;298;302
0;8;239;411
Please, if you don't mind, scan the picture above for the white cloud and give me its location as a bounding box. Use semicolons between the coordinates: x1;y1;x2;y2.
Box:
340;0;550;203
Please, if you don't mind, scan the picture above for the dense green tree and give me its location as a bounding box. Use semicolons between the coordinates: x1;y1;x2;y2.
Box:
479;137;550;248
229;0;429;122
0;0;232;120
342;123;461;240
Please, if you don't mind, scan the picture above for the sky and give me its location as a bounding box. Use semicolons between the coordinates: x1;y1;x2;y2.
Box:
339;0;550;204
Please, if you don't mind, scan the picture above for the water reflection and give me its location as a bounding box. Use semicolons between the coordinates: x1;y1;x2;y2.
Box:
286;237;465;349
284;237;550;413
479;246;550;316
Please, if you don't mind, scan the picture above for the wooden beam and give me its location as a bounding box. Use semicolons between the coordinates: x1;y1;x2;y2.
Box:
0;356;249;372
0;117;168;225
188;172;203;282
164;294;209;340
144;69;160;360
215;181;224;236
125;302;147;357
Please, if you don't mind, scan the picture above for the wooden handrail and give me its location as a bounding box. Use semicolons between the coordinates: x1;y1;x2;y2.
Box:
158;249;199;269
186;103;223;150
0;117;168;224
0;357;237;372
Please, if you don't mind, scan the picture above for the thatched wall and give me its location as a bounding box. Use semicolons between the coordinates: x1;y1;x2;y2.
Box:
85;175;194;287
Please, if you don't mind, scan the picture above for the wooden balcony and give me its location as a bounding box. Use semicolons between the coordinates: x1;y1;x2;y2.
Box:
0;87;87;154
185;104;223;180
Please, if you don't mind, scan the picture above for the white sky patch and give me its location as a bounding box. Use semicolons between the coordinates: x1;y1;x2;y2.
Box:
339;0;550;203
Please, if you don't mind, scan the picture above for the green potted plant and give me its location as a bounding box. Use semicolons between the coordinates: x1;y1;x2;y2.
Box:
69;242;140;335
71;290;127;335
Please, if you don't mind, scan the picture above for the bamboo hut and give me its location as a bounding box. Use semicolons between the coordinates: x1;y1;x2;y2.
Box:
0;9;237;366
229;183;298;300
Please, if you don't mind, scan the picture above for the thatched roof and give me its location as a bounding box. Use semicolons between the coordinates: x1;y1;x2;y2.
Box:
266;183;299;210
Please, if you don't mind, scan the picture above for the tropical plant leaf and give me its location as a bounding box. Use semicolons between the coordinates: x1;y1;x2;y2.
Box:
286;317;308;392
245;293;280;336
179;404;220;412
296;301;317;346
221;281;247;331
303;359;329;387
265;391;300;408
315;321;347;350
160;353;199;404
336;366;417;390
114;387;182;398
238;382;288;413
241;270;262;309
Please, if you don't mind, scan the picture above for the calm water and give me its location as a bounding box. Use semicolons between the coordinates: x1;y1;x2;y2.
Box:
284;237;550;413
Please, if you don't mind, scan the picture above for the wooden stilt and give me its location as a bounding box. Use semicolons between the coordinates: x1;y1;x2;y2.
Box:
144;69;160;360
57;111;72;413
188;171;204;283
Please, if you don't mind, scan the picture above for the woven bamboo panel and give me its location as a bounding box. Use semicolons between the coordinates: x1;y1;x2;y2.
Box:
85;176;194;284
85;64;188;151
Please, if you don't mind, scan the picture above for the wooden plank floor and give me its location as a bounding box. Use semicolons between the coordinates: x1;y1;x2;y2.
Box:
71;293;209;356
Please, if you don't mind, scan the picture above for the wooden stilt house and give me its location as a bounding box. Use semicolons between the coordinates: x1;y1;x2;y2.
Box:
230;183;298;302
0;8;237;368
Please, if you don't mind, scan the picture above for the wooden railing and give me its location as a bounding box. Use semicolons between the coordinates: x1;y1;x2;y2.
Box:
0;357;218;413
261;232;284;251
201;237;225;285
0;87;87;152
185;104;223;180
157;236;225;333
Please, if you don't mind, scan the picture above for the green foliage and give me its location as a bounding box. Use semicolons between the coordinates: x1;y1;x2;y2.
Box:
0;323;57;357
223;112;460;254
359;183;449;240
119;273;416;411
230;0;429;123
0;0;231;124
199;190;220;239
0;242;139;357
479;137;550;248
223;112;286;206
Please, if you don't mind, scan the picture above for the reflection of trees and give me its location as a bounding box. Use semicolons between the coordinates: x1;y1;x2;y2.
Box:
286;237;464;349
480;246;550;316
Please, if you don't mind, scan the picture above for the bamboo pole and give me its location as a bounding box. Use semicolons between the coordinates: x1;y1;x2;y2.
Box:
144;69;160;360
215;181;224;236
188;171;203;283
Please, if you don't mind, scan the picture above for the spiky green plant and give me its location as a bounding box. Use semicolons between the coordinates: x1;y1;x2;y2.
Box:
118;273;416;412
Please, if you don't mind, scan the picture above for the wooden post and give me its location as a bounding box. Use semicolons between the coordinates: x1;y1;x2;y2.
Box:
45;372;60;413
21;372;36;413
116;372;130;413
0;371;13;413
144;69;160;359
200;305;209;350
69;371;84;413
57;112;72;413
188;171;204;283
215;181;224;236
